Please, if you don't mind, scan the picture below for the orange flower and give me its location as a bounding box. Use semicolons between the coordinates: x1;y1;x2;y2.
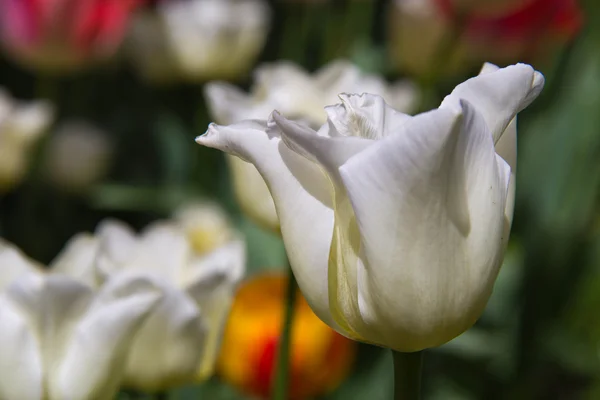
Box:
218;272;356;400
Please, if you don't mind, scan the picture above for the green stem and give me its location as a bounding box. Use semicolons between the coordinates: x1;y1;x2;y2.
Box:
392;350;423;400
272;266;298;400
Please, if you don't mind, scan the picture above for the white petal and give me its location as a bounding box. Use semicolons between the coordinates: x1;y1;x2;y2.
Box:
324;93;412;140
53;273;161;400
440;63;544;143
227;155;280;232
196;121;337;328
183;239;245;379
118;273;205;391
50;233;100;287
0;239;42;290
134;222;192;280
0;293;42;400
184;238;246;296
194;283;235;380
476;63;518;236
270;111;373;176
6;275;94;371
95;219;138;279
338;101;510;351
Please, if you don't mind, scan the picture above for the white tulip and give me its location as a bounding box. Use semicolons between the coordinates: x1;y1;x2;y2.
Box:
196;63;544;351
0;265;161;400
129;0;270;83
94;218;245;390
174;201;234;255
205;60;419;232
0;89;53;191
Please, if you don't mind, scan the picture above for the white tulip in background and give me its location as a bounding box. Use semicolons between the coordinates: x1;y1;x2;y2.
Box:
0;240;161;400
0;89;53;191
174;201;234;255
197;63;544;351
128;0;270;83
43;120;113;192
92;209;245;391
204;60;419;232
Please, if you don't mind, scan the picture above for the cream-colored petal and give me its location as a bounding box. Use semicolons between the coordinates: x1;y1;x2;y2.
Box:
184;239;245;379
323;93;412;139
95;219;138;279
227;155;280;232
196;120;337;328
0;239;42;290
135;222;192;280
0;292;43;400
116;273;205;392
440;63;544;143
54;274;161;400
338;101;510;351
50;233;99;286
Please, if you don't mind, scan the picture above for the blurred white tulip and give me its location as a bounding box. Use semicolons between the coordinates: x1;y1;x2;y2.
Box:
92;211;245;390
174;201;235;255
128;0;270;83
43;120;113;192
0;242;161;400
197;63;544;351
204;60;419;232
0;89;53;191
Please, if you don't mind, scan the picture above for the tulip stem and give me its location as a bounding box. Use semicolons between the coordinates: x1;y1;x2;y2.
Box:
272;266;298;400
392;350;423;400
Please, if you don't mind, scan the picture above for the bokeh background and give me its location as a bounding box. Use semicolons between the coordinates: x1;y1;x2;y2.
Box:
0;0;599;399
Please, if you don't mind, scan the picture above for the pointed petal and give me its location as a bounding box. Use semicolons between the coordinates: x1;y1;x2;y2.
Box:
0;293;42;400
95;219;138;279
196;121;337;329
116;273;205;391
440;63;544;143
270;111;373;177
338;102;510;351
0;239;42;290
50;233;99;287
53;274;161;400
183;239;246;380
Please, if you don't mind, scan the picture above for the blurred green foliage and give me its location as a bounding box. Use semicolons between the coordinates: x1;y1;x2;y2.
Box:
1;0;600;399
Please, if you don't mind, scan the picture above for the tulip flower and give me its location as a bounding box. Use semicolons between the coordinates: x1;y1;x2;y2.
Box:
205;60;419;232
0;89;53;192
218;273;355;399
197;63;544;351
0;240;161;400
43;120;113;192
128;0;270;83
174;201;235;255
389;0;582;76
93;216;245;391
0;0;144;72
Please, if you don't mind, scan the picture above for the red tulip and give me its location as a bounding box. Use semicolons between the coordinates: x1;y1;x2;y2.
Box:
389;0;583;77
0;0;145;72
